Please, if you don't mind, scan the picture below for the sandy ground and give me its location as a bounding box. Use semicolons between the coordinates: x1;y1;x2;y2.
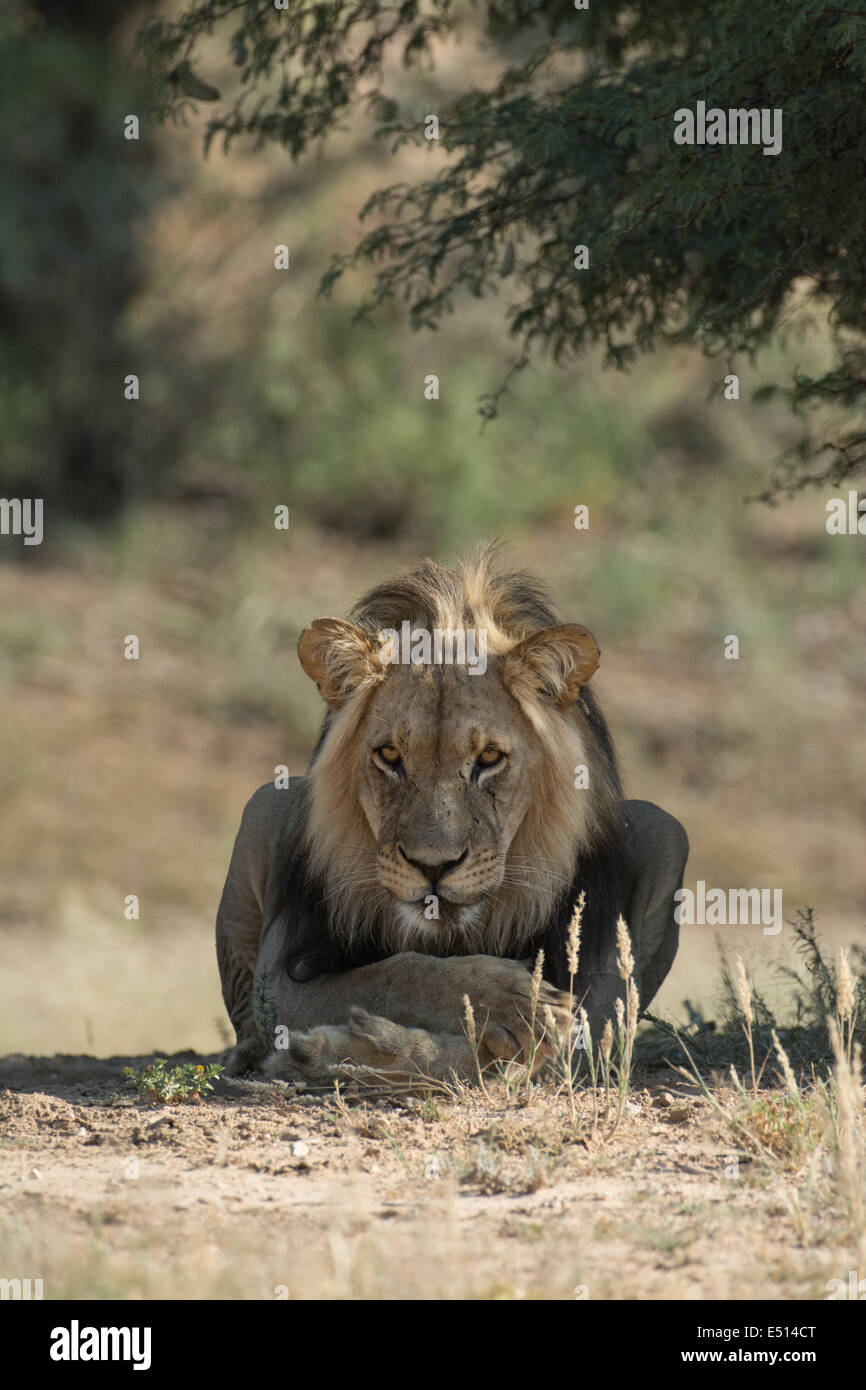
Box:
0;1049;856;1301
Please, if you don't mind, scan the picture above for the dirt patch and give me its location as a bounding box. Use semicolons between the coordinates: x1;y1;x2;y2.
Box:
0;1051;852;1300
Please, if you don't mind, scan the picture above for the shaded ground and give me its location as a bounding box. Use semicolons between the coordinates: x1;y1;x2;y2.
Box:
0;1050;855;1300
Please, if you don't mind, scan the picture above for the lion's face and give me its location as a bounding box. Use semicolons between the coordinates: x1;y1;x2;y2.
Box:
298;607;606;948
357;662;543;930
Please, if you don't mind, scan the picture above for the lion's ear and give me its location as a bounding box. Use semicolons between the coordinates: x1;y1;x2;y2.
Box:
297;618;383;709
502;623;600;710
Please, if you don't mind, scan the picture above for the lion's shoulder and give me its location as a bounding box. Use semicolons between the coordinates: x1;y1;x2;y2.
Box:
240;777;306;841
230;779;310;918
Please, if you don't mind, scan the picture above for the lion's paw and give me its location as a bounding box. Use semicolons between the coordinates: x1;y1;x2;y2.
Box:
437;954;574;1064
262;1009;477;1082
218;1037;265;1077
262;1010;415;1080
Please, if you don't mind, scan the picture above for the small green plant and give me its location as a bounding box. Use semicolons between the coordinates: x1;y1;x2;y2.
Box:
124;1059;223;1104
735;1090;823;1164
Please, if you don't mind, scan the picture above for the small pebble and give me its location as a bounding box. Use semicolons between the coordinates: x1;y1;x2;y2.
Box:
290;1141;310;1158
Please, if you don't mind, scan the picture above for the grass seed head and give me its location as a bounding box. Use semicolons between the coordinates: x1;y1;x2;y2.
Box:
463;994;477;1050
530;949;544;1024
772;1028;800;1098
566;892;585;978
837;947;856;1023
627;978;640;1031
616;916;634;982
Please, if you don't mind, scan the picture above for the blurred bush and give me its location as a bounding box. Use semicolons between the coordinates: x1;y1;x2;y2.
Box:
0;0;844;550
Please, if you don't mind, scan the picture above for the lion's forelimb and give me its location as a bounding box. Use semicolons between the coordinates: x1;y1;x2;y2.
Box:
253;932;572;1066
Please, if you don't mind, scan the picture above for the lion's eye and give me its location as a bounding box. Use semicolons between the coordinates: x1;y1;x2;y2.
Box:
376;745;402;767
476;748;504;768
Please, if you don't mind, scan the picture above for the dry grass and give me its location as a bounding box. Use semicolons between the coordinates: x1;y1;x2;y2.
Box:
664;944;866;1266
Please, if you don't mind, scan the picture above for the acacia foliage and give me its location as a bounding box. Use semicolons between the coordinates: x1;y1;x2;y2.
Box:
140;1;866;490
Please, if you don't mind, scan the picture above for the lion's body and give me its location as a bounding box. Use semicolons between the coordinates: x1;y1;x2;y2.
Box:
215;550;688;1080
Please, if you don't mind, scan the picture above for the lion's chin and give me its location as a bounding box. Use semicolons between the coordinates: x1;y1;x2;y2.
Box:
391;900;485;939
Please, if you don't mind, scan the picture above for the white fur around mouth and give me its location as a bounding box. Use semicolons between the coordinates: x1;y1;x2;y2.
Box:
393;902;484;933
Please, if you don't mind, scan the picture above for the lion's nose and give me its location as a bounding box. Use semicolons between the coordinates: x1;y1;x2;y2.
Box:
398;846;468;888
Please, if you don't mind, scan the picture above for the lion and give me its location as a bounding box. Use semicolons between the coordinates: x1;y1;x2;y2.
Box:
215;546;688;1081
